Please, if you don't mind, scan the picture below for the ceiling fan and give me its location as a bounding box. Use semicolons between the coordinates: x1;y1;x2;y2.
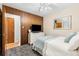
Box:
39;3;53;12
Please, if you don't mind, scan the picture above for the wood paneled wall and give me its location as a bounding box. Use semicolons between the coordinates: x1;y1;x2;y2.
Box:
2;5;43;45
21;13;43;44
0;9;2;54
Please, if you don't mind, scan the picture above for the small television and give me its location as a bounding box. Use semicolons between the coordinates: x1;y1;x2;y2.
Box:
31;25;41;32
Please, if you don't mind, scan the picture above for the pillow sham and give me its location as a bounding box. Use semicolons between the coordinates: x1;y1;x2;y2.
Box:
69;33;79;51
64;32;77;43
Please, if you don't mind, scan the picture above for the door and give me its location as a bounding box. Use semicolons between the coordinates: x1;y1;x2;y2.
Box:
7;17;14;43
6;17;14;49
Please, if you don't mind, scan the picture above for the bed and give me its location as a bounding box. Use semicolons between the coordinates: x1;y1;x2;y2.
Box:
32;35;63;55
32;32;79;56
43;37;75;56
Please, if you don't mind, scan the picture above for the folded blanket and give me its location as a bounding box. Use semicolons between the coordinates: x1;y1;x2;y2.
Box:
33;37;46;50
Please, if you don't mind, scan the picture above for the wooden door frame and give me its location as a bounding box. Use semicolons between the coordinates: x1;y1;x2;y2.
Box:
2;5;7;55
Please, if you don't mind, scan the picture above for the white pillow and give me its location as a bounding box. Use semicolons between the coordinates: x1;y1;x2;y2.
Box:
69;33;79;51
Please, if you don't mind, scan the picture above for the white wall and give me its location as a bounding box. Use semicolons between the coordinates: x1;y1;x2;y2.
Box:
0;4;2;10
14;15;21;46
44;4;79;36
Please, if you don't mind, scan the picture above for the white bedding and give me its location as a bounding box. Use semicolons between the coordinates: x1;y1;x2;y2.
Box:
32;35;79;56
32;35;57;54
43;37;78;56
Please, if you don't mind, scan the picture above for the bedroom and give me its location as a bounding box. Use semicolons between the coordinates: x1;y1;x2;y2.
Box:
0;3;79;56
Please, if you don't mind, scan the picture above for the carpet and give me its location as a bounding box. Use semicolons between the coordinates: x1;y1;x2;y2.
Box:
6;44;41;56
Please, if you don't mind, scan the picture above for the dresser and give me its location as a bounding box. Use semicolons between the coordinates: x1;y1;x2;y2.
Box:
28;30;44;45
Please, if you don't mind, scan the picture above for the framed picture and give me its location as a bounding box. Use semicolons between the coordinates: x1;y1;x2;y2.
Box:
54;15;72;29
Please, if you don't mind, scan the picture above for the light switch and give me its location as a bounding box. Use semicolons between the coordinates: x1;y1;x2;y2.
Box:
22;26;24;29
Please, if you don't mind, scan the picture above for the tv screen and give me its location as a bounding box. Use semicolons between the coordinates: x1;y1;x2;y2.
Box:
31;25;41;32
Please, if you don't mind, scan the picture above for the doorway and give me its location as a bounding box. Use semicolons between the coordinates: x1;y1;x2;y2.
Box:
6;17;14;49
5;13;21;50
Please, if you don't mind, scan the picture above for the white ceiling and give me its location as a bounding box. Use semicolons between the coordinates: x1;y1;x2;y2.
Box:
0;3;78;16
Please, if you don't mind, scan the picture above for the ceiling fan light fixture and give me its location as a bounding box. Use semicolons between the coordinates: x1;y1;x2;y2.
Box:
39;3;52;12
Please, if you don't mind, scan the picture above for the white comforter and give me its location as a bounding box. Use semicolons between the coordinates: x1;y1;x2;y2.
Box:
32;36;56;54
43;37;77;56
33;35;79;56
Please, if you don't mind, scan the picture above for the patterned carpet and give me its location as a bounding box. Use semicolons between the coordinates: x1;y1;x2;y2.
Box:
6;44;41;56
